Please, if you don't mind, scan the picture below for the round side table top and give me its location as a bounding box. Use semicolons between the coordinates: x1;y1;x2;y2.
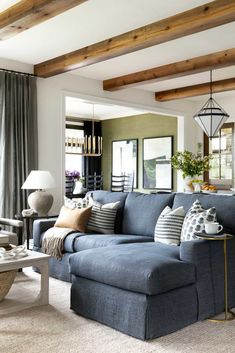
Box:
195;232;233;241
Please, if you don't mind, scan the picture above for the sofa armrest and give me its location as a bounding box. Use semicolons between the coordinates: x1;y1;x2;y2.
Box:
33;218;57;248
0;217;23;228
180;239;222;319
180;239;210;265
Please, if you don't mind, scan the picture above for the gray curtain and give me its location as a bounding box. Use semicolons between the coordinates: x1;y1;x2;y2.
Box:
0;71;38;218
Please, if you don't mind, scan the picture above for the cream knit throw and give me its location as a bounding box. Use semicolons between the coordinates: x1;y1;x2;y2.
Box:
42;227;75;260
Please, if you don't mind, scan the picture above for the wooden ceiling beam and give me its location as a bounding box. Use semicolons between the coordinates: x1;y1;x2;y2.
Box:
34;0;235;78
155;77;235;101
103;48;235;91
0;0;87;41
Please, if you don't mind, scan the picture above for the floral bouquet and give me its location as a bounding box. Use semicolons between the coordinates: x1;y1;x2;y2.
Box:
65;170;80;180
171;151;212;178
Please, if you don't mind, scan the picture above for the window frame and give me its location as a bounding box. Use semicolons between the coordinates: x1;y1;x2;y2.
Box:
204;122;234;189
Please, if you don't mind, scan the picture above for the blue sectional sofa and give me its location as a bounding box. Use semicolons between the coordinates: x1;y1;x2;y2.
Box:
33;191;235;340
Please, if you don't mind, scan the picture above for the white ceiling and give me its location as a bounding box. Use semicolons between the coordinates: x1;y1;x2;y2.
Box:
65;97;147;120
0;0;235;101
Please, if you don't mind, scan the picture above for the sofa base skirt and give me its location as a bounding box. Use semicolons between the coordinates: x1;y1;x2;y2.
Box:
70;275;198;340
33;247;72;282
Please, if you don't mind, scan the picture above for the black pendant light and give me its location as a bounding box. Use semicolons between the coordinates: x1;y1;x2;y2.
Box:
193;70;229;139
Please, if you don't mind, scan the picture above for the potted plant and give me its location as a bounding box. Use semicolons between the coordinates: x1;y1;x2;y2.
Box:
171;151;212;192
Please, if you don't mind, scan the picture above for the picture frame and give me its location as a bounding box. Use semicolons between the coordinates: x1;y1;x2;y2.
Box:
143;136;173;190
112;139;138;188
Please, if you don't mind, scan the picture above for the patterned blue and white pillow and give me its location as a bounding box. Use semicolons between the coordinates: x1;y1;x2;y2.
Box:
181;200;217;241
154;206;185;245
64;196;82;209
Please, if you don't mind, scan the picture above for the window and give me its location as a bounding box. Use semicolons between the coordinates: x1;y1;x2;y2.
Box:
204;123;234;189
65;121;84;175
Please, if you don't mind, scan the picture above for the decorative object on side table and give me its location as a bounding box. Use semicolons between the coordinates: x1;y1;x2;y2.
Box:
22;170;56;216
171;151;212;192
195;231;235;322
0;245;28;260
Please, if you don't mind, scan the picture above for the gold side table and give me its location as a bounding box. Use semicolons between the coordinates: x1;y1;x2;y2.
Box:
196;233;235;322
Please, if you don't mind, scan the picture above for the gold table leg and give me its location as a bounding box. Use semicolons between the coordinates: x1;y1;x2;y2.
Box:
209;239;235;322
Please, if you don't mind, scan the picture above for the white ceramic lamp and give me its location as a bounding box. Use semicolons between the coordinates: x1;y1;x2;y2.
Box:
22;171;56;216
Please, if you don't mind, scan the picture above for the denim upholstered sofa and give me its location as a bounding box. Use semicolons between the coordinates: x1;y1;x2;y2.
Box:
33;191;235;340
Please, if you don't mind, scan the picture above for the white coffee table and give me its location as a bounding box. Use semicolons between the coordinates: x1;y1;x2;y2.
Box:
0;250;50;315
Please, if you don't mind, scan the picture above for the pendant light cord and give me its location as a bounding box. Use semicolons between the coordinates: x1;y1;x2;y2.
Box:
210;70;212;100
92;104;95;137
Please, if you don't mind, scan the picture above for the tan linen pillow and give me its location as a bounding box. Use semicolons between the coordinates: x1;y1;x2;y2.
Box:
55;206;92;232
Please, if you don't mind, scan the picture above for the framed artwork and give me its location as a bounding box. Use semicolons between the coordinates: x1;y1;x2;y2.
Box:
143;136;173;190
112;139;138;188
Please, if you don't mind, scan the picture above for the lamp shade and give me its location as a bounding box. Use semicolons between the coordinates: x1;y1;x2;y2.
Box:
22;171;55;190
193;97;229;139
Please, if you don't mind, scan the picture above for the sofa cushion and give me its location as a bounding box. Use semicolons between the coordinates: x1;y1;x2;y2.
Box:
73;234;153;252
122;192;175;237
69;242;196;295
154;206;185;245
87;201;120;234
173;193;235;235
55;206;92;232
90;191;128;233
181;200;216;241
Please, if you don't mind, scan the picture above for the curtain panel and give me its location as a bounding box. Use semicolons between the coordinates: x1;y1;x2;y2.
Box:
0;72;38;218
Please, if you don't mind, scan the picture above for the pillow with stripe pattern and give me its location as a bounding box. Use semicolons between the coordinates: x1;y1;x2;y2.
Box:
87;201;120;234
154;206;185;246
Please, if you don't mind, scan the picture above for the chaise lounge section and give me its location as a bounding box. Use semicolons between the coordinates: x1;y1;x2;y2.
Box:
33;191;174;281
33;191;235;339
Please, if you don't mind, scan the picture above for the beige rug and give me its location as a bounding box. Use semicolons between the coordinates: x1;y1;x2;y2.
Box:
1;270;235;353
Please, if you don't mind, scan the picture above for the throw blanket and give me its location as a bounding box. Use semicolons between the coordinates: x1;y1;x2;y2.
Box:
42;227;75;260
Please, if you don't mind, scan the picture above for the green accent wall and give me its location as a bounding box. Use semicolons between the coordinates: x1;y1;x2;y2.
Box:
101;113;178;191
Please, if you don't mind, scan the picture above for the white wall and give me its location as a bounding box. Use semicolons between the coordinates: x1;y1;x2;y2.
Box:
37;73;203;211
0;57;204;211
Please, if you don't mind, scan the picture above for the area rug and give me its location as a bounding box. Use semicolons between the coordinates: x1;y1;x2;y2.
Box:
0;270;235;353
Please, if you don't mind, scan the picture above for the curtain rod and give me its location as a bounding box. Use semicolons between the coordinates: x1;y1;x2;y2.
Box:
0;67;37;77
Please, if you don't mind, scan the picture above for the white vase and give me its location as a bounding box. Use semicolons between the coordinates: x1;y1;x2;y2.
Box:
193;182;201;193
183;176;194;192
73;180;83;194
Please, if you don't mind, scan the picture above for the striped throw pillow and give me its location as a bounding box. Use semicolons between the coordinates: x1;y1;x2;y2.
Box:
87;201;120;234
154;206;185;245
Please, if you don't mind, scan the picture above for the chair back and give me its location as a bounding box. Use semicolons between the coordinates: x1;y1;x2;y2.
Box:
84;172;103;191
123;173;134;192
65;178;75;198
111;173;134;192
